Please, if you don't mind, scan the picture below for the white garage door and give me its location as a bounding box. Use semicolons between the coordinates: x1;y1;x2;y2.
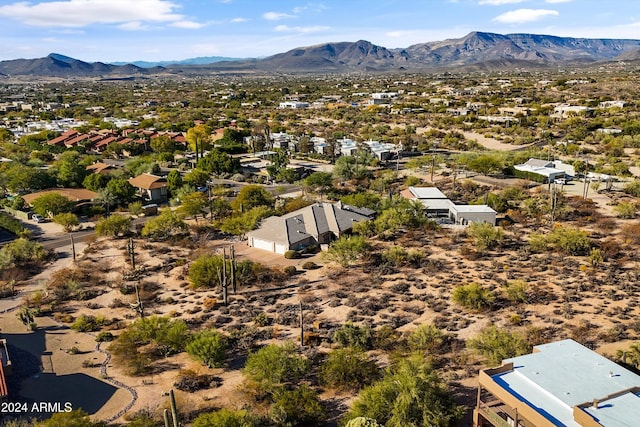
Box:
252;238;274;252
274;243;288;255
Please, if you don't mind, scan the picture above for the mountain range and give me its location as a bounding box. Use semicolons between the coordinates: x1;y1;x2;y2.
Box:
3;31;640;78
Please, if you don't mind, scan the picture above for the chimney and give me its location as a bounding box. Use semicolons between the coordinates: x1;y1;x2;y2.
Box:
592;399;599;409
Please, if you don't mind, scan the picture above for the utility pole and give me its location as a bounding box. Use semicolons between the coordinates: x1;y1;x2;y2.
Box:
70;233;76;262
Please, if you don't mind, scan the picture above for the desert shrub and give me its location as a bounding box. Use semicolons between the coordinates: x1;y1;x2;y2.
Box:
53;212;79;232
321;348;380;391
243;342;308;397
192;408;262;427
186;329;228;368
344;354;463;427
108;316;189;375
96;331;115;342
0;211;27;236
71;314;106;332
322;235;371;266
301;261;319;270
467;325;532;366
283;265;297;276
614;202;636;219
452;283;495;311
174;369;221;393
345;418;383;427
381;246;408;267
407;323;445;353
503;280;529;303
39;409;103;427
270;385;326;427
333;323;373;350
141;210;188;240
527;232;548;253
0;238;46;269
589;248;604;267
624;180;640;197
188;253;230;289
95;215;131;237
467;222;504;250
284;250;302;259
549;226;591;255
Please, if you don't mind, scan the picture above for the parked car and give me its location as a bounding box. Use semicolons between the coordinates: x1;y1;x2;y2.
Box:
32;214;47;223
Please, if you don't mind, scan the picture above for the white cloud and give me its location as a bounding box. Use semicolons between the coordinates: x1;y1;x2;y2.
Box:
493;9;559;24
0;0;183;27
274;25;330;34
479;0;527;5
263;12;295;21
118;21;149;31
545;0;572;3
231;17;248;23
170;20;205;29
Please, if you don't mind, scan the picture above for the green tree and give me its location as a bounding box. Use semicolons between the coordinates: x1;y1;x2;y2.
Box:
141;210;189;240
150;134;177;153
186;123;211;160
467;325;532;366
232;185;274;211
197;149;240;175
192;408;261;427
219;206;272;236
452;283;495;311
53;151;87;187
167;169;183;195
31;193;74;217
243;342;308;397
97;187;117;215
0;163;54;193
322;235;370;266
178;191;208;222
183;168;210;188
186;329;228;368
344;354;463;427
304;171;333;196
53;212;79;232
106;178;136;205
95;215;131;237
270;385;326;427
82;173;110;192
321;347;379;391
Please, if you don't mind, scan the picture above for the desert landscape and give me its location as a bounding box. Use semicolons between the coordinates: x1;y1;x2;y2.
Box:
3;169;640;426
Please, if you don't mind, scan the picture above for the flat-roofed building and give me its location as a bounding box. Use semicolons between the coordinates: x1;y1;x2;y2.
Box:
475;339;640;427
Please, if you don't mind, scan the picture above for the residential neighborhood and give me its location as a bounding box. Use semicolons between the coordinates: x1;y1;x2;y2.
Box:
3;15;640;427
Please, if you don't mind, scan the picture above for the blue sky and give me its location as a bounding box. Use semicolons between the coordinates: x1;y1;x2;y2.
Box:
0;0;639;62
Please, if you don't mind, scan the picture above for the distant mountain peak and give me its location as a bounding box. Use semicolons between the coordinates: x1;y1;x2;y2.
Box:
3;31;640;77
48;53;77;63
